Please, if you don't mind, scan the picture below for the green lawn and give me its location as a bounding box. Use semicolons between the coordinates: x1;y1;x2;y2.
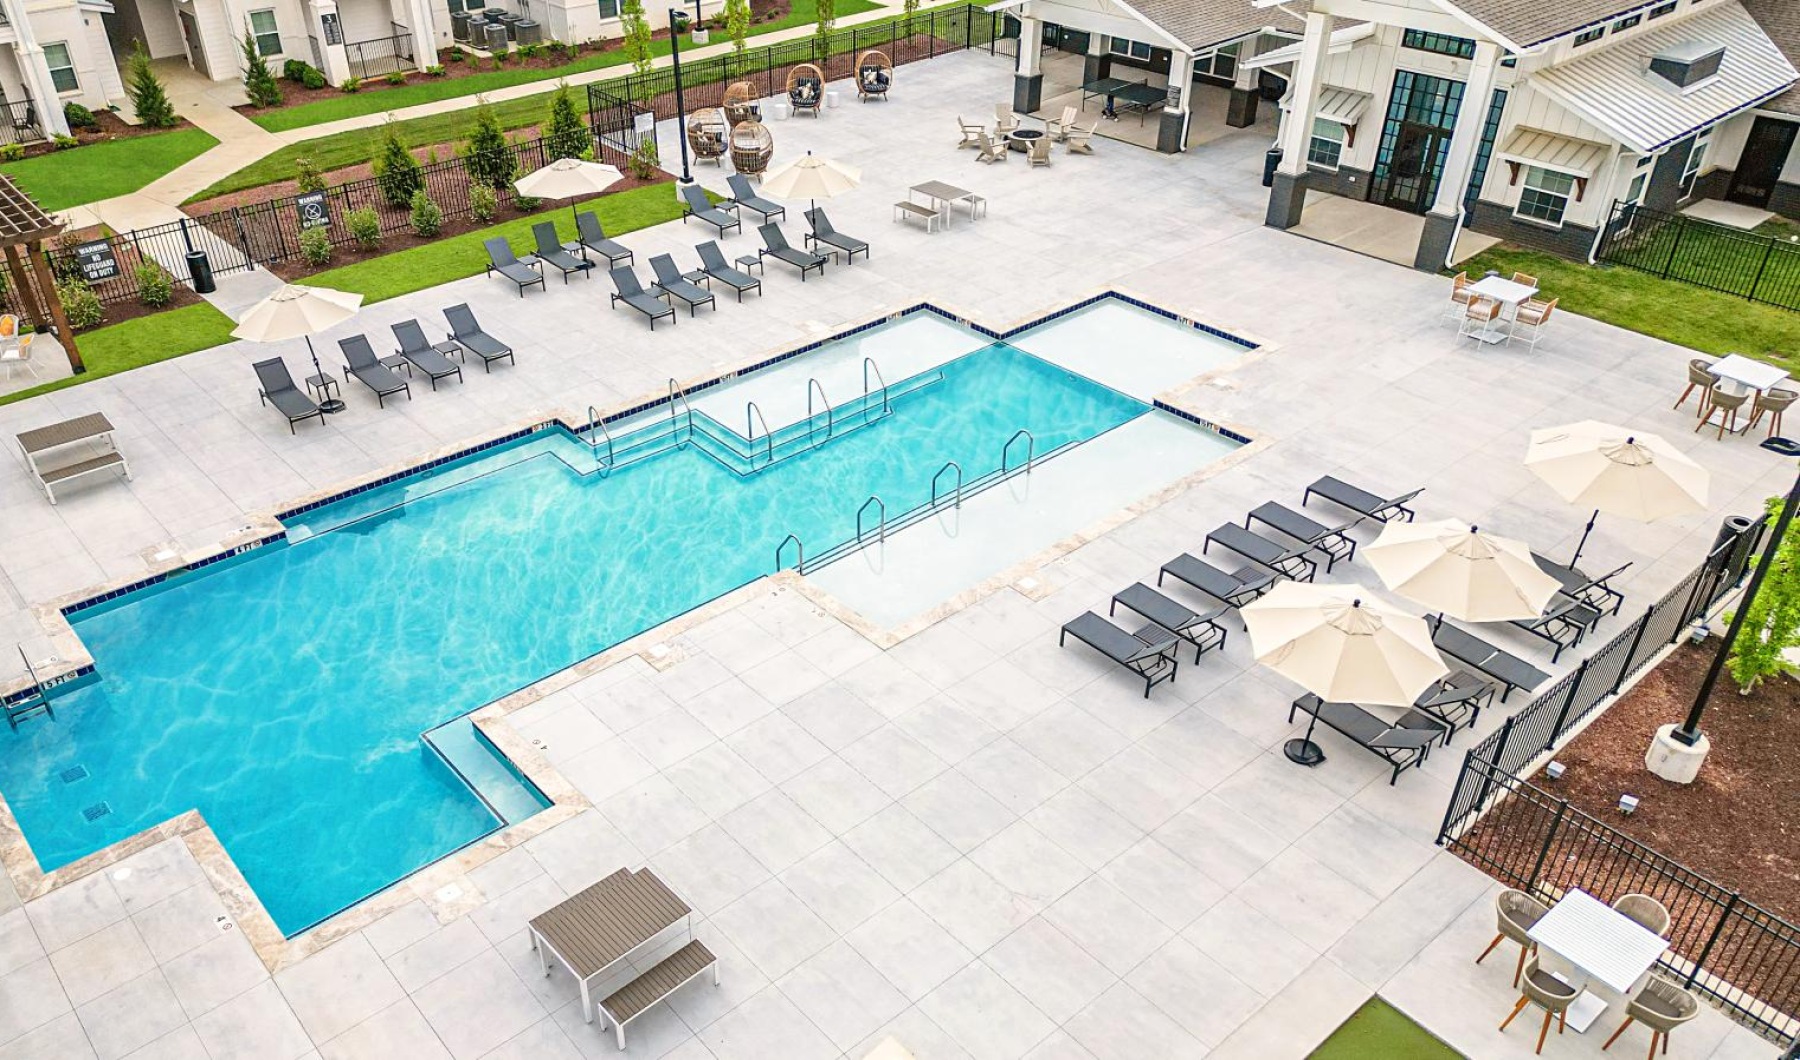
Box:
0;302;238;407
1456;244;1800;374
1310;999;1463;1059
2;128;219;212
251;0;881;134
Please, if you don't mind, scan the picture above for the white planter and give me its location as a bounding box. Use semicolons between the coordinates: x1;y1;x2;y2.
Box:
692;28;709;43
769;99;792;120
825;89;840;108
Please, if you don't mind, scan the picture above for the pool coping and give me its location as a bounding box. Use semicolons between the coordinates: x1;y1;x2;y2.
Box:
0;286;1277;973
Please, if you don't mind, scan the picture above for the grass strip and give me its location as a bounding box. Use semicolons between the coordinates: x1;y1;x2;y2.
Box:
1309;998;1463;1059
0;302;238;407
3;128;219;211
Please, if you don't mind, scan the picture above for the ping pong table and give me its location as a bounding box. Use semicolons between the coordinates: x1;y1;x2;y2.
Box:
1081;77;1167;123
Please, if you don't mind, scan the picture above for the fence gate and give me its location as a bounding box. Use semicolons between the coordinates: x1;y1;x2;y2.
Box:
587;85;646;167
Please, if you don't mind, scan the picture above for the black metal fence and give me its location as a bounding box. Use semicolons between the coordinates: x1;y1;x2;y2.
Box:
1597;201;1800;312
0;100;42;146
345;25;418;80
589;4;1004;126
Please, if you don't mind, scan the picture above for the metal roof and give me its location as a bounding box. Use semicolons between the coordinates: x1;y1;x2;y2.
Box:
1498;126;1613;175
1527;1;1798;153
1315;86;1374;125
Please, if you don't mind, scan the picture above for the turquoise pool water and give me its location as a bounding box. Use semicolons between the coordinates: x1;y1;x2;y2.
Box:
0;341;1150;935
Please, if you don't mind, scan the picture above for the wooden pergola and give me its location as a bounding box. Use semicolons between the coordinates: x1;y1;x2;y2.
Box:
0;175;81;373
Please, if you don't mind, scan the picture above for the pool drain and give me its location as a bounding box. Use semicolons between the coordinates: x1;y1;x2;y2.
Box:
60;766;89;784
82;802;111;822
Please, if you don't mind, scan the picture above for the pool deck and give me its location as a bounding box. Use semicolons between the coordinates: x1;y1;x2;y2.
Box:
0;49;1788;1060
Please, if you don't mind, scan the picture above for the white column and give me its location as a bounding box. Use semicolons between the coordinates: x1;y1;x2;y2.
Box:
308;0;353;84
408;0;438;54
1016;15;1041;78
1167;49;1193;114
1428;39;1502;216
0;0;71;137
1274;11;1329;177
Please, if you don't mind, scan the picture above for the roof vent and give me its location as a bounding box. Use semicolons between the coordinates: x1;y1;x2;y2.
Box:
1649;42;1723;89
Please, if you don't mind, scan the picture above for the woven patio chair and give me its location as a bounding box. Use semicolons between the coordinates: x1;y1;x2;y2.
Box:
1476;888;1547;987
1499;955;1582;1054
1611;894;1671;937
1601;974;1699;1058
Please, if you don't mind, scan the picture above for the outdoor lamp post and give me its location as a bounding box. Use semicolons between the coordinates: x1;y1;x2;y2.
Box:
667;6;696;185
1648;435;1800;783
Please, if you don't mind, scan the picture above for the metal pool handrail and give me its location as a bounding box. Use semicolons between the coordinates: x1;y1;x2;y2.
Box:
667;379;695;446
1002;429;1035;474
931;460;963;509
745;401;774;466
775;533;804;572
584;405;615;470
806;378;833;448
857;495;886;542
863;356;890;418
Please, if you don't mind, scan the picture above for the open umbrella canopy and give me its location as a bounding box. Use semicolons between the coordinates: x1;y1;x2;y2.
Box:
231;284;362;344
512;157;625;201
1365;519;1561;623
759;152;861;202
1242;582;1447;706
1524;421;1708;521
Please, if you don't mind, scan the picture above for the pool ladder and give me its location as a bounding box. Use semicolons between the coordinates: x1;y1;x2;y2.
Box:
583;406;615;472
4;646;55;732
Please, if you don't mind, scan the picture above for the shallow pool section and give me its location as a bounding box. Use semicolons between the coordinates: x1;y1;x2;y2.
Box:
1007;299;1250;401
0;340;1159;935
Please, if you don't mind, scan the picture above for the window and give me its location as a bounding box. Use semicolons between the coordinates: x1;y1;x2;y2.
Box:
44;42;77;94
1625;171;1648;205
1307;117;1344;169
1681;131;1710;192
1649;2;1678;17
597;0;618;16
1612;14;1641;32
1463;87;1508;208
1401;29;1476;59
1108;37;1153;61
1573;26;1605;46
248;10;281;57
1194;42;1240;81
1517;166;1575;226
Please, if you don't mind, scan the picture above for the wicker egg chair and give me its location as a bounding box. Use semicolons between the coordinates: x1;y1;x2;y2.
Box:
787;62;824;116
722;81;758;126
686;107;728;166
855;50;892;101
730;119;774;178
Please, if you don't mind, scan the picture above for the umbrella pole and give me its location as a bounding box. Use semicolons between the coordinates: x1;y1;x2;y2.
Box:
1570;509;1598;569
307;335;346;415
1285;710;1326;767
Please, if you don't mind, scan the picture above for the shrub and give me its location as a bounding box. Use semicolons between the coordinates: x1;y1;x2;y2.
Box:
294;156;326;192
283;59;309;81
63;102;97;130
340;77;362;93
0;143;23;162
127;40;178;127
1729;493;1800;692
518;43;541;60
372;121;422;207
346;206;381;249
409;190;442;237
425;64;446;77
544;81;589;161
241;32;283;107
468;181;497;221
446;48;466;62
626;137;658;181
58;280;103;329
299;225;332;265
385;70;407;85
302;66;327;90
461;102;514;189
135;261;173;307
51;135;79;151
426;147;439;164
513;191;541;210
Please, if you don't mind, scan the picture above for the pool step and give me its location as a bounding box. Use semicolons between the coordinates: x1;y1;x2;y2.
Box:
421;718;550;827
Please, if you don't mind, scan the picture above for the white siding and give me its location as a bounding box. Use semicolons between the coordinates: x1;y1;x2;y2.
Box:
28;5;115;106
335;0;393;46
137;0;188;60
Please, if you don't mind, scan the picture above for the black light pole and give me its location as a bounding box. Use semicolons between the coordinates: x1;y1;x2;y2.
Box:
1671;436;1800;747
668;7;692;184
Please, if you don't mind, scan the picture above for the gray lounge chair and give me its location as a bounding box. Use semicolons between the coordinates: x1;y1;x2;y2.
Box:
391;320;464;390
1288;694;1441;785
1247;501;1357;572
758;224;826;281
443;304;515;371
1412;670;1495;742
532;222;589;283
1429;616;1550;702
608;267;676;329
253;358;325;433
695;241;761;301
648;254;716;317
1157;552;1276;607
339;335;411;407
1509;596;1599;663
1303;475;1421;524
573;211;633;267
727;174;785;223
803;208;869;263
484;237;545;296
1111;582;1226;663
1059;611;1179;698
1533;553;1630;616
1205;522;1317;582
680;184;742;236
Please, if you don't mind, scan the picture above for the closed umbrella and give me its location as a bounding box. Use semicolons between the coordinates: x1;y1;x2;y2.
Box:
758;150;861;217
1525;421;1708;565
1241;581;1447;765
1365;519;1561;623
232;284;363;414
513;157;625;224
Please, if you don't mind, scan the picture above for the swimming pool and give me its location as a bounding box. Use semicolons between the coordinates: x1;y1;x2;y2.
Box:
0;331;1172;935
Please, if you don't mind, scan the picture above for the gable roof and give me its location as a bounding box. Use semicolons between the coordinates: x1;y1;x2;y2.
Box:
1742;0;1800;114
1126;0;1313;52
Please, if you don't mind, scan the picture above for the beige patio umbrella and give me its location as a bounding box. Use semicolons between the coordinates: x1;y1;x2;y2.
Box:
513;157;625;225
758;151;861;216
232;284;363;414
1364;519;1561;623
1524;421;1709;565
1241;581;1447;765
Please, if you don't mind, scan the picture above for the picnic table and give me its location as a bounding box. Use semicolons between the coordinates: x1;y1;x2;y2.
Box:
528;867;691;1024
1527;890;1668;1032
909;181;985;228
17;412;130;504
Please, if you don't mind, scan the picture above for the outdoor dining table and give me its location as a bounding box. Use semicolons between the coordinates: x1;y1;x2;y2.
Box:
1527;889;1670;1032
909;181;983;228
528;867;691;1025
1465;275;1539;345
1701;354;1788;434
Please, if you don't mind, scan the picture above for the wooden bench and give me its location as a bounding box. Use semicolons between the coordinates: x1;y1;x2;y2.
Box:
892;200;942;233
598;939;717;1048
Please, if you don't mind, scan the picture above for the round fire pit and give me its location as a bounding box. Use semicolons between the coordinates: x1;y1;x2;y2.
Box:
1008;128;1044;153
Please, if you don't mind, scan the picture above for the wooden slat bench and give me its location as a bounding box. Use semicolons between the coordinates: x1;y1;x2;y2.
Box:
598;939;718;1048
17;412;130;504
892;200;942;233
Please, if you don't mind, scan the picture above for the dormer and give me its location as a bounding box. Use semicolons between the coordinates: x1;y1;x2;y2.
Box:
1649;41;1725;91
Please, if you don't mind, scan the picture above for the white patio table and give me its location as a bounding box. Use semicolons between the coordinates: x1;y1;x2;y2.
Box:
1527;889;1669;1032
1702;355;1788;433
1465;275;1538;344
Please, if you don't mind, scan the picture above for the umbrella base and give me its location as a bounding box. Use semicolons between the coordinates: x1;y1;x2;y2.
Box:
1284;738;1326;767
319;399;347;414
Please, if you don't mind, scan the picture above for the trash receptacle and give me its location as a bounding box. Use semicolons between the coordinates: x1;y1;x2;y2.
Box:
1262;147;1282;188
186;251;215;294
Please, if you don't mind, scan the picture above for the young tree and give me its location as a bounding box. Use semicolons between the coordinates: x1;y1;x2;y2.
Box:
127;41;178;127
725;0;751;67
240;31;283;107
622;0;656;103
902;0;919;14
814;0;836;52
461;102;515;189
1728;495;1800;693
544;81;590;160
372;120;423;207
